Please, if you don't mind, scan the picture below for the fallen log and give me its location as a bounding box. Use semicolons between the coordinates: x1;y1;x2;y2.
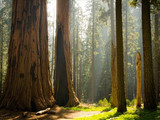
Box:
35;108;51;115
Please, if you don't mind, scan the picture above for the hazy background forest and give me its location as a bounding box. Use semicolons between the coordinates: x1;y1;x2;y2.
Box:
0;0;160;104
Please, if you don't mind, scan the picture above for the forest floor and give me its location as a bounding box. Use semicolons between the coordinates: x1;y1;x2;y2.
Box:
0;103;160;120
0;104;102;120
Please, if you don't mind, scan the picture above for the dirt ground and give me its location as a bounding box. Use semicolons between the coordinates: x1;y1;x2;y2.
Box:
0;106;101;120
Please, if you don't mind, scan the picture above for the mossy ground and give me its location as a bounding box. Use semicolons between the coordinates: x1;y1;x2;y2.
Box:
64;104;160;120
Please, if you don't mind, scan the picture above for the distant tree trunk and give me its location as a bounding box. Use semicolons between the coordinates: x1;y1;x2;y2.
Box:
0;8;3;97
111;0;117;107
0;0;55;111
78;56;82;100
51;23;55;84
125;0;128;99
142;0;157;110
116;0;127;113
136;52;141;108
76;20;79;96
154;13;159;103
73;10;76;93
54;0;79;107
91;0;95;102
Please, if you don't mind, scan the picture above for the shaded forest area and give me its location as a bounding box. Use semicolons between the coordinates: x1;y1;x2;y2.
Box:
0;0;160;119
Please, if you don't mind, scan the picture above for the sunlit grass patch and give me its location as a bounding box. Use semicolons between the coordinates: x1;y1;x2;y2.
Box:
74;108;118;120
64;103;110;111
73;106;160;120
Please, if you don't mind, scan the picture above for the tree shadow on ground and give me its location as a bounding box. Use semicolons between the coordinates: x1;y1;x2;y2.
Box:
0;105;102;120
0;106;78;120
134;107;160;120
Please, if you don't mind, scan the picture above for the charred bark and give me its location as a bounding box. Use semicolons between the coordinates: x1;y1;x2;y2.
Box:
54;0;79;107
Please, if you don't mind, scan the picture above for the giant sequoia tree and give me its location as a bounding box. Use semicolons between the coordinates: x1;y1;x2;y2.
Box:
116;0;127;113
142;0;157;110
54;0;79;107
0;0;55;111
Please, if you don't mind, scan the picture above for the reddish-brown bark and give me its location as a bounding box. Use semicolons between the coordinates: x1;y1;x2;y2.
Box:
0;0;55;111
54;0;79;107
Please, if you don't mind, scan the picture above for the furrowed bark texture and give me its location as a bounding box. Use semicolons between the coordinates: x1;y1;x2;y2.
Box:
142;0;157;110
116;0;127;113
136;52;141;108
0;0;55;111
54;0;79;107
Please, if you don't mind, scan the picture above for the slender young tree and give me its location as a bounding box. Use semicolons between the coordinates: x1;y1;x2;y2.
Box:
76;19;79;96
91;0;95;102
54;0;79;107
136;52;142;108
116;0;127;113
142;0;157;110
0;0;55;111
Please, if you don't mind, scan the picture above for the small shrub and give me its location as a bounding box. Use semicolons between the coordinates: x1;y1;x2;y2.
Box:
97;98;111;107
97;100;103;106
130;99;136;106
109;96;112;104
126;99;130;106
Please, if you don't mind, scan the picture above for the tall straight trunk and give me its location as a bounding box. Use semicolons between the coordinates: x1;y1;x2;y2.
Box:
111;0;117;107
78;56;82;100
0;8;3;97
73;10;76;93
0;0;55;111
142;0;157;110
51;23;55;83
125;0;128;98
116;0;127;113
91;0;95;102
76;21;79;96
54;0;79;107
136;52;141;108
154;13;159;103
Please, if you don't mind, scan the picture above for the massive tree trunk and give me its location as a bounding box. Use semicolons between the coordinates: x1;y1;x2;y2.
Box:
154;13;159;103
136;52;141;108
91;0;95;102
0;0;55;111
54;0;79;107
116;0;127;113
111;0;117;107
142;0;157;110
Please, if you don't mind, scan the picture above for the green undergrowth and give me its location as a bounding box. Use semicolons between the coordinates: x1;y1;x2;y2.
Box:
72;106;160;120
64;104;111;112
